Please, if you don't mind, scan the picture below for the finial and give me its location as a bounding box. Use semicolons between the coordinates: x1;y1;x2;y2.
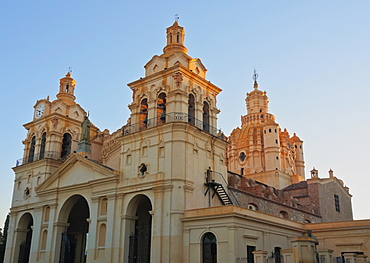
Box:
174;14;179;22
253;68;258;89
68;67;72;73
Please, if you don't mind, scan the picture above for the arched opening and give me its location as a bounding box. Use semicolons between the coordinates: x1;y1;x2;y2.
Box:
98;224;106;247
39;132;46;159
274;247;282;263
28;136;36;163
279;211;288;219
202;102;210;133
15;213;33;263
176;33;180;43
59;195;90;263
139;99;148;130
41;230;48;251
202;232;217;263
157;93;166;125
188;94;195;125
247;203;258;211
61;133;72;160
127;195;152;263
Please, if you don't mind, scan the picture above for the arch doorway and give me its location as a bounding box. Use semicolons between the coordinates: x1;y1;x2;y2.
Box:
203;232;217;263
127;195;152;263
16;213;33;263
59;195;90;263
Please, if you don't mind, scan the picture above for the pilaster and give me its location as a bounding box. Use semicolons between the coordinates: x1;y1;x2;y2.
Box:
291;236;317;263
343;253;358;263
317;249;333;263
253;250;268;263
29;206;43;262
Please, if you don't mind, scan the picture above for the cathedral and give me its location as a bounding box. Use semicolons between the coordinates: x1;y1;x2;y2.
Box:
5;21;370;263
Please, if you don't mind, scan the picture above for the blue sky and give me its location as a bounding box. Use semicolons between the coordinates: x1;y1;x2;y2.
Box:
1;1;370;225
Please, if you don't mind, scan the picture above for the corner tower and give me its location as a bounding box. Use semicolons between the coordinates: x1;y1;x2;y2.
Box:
227;71;305;189
15;72;101;187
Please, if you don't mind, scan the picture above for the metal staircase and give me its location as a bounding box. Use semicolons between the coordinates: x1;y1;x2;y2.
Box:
205;181;233;205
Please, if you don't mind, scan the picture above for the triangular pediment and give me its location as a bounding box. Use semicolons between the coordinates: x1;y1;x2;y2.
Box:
36;154;118;194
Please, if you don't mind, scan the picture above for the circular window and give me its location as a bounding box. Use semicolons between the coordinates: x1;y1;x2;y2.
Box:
239;152;246;162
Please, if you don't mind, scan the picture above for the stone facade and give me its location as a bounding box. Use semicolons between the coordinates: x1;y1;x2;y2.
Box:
5;22;370;263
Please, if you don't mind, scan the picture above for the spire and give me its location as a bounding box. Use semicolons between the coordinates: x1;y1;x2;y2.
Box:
253;68;259;89
163;19;188;55
245;68;269;115
56;72;76;104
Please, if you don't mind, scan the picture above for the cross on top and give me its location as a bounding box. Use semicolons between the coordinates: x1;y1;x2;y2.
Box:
253;68;258;83
174;14;179;22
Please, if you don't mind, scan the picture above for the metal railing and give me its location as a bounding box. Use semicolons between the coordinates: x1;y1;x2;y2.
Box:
16;151;68;167
122;112;226;139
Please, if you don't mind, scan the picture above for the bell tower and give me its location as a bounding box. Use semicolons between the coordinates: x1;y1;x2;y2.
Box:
119;21;228;262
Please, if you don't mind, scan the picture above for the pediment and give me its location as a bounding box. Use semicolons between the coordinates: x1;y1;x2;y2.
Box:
36;154;118;193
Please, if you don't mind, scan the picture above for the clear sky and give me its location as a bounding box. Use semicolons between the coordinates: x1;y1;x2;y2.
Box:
1;1;370;226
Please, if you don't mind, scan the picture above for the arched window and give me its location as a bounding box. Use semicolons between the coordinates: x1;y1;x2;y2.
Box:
279;211;288;219
28;136;36;163
247;203;258;211
203;102;210;133
61;133;72;160
203;232;217;263
177;33;180;43
98;223;106;247
169;33;172;43
139;99;148;130
188;94;195;125
39;132;46;159
157;93;166;125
